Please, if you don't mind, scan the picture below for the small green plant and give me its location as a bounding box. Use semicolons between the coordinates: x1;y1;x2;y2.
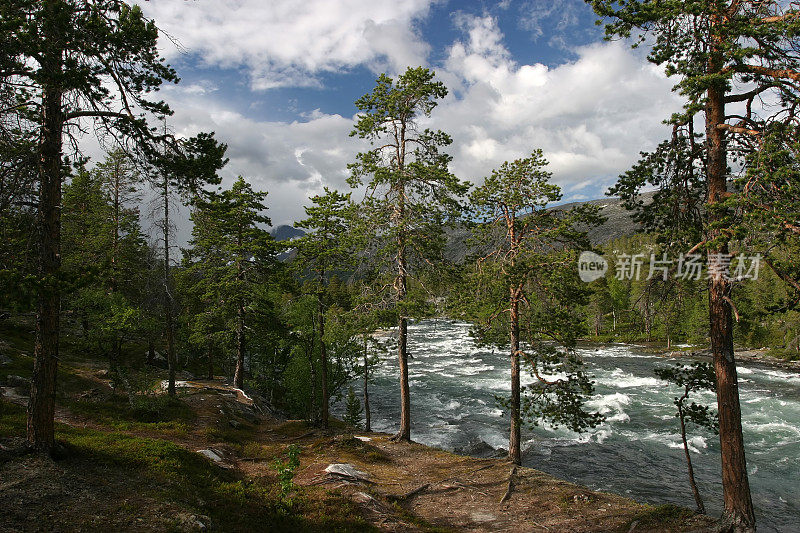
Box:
343;386;363;429
272;444;301;509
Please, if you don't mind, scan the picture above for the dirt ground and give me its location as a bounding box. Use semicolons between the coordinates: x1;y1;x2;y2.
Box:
1;370;715;533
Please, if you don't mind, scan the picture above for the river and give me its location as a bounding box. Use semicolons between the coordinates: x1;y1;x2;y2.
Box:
338;320;800;532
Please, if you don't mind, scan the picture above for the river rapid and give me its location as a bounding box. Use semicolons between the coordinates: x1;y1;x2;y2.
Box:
338;320;800;532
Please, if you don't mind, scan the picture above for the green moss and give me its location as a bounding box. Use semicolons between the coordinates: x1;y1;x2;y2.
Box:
0;399;26;438
314;436;392;464
389;500;455;533
625;504;695;530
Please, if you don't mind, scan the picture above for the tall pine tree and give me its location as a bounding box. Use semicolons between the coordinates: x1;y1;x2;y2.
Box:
348;67;469;441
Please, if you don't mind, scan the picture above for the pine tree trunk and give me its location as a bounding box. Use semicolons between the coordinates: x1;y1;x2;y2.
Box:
318;288;329;429
395;182;411;441
111;164;119;292
363;336;371;432
706;65;755;531
307;332;317;423
233;227;246;389
509;287;521;466
27;47;63;452
234;301;245;388
207;341;214;380
163;175;176;397
147;339;155;365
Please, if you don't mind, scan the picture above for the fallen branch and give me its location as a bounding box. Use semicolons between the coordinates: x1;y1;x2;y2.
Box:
288;431;316;441
499;466;517;503
388;483;431;502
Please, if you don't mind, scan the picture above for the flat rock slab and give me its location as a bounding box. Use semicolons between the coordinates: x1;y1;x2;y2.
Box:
324;463;369;481
197;449;224;464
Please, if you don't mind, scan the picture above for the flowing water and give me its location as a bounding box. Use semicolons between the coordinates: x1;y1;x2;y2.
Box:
338;320;800;532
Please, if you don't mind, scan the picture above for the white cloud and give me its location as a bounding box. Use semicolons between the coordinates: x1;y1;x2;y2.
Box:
137;0;436;89
434;14;683;192
158;85;362;227
133;11;686;233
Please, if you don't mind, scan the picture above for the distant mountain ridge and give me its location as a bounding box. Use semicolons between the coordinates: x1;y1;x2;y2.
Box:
274;194;644;264
270;225;305;242
441;194;646;263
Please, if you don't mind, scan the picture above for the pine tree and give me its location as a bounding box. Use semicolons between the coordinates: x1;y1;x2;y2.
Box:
466;151;604;464
294;188;356;429
586;2;800;526
348;67;469;441
343;386;363;430
655;362;719;514
1;0;226;452
185;177;275;389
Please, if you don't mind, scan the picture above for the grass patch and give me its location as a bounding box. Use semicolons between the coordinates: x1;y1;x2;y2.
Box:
625;504;695;530
275;419;314;437
389;500;455;533
0;398;26;438
65;391;196;431
1;400;372;532
314;436;392;464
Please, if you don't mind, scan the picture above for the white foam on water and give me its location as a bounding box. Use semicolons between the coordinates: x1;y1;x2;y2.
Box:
587;392;632;416
758;369;800;383
743;421;800;437
596;368;661;388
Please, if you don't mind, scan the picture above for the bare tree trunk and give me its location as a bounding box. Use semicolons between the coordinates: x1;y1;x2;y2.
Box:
147;339;155;365
509;287;521;466
233;226;246;388
395;183;411;441
162;174;176;396
679;403;705;514
706;62;755;530
318;285;329;429
234;301;245;388
27;38;63;451
363;336;371;432
207;341;214;380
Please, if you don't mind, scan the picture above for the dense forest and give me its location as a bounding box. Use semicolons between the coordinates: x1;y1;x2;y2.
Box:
2;1;800;532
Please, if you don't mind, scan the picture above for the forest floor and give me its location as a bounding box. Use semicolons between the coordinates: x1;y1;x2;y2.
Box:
0;325;716;532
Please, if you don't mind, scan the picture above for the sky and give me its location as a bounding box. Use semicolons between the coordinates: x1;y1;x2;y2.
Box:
133;0;686;228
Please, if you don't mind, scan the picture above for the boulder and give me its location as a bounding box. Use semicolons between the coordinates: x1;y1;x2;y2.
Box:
5;375;29;388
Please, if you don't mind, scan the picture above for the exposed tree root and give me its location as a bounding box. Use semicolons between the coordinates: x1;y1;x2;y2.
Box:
500;466;517;503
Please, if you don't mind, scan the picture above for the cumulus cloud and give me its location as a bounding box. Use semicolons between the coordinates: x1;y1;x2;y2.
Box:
137;10;687;231
157;84;362;226
434;14;684;199
137;0;435;88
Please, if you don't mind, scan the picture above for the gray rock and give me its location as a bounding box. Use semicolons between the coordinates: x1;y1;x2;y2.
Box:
6;375;28;388
197;449;224;464
324;463;369;482
175;512;210;532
